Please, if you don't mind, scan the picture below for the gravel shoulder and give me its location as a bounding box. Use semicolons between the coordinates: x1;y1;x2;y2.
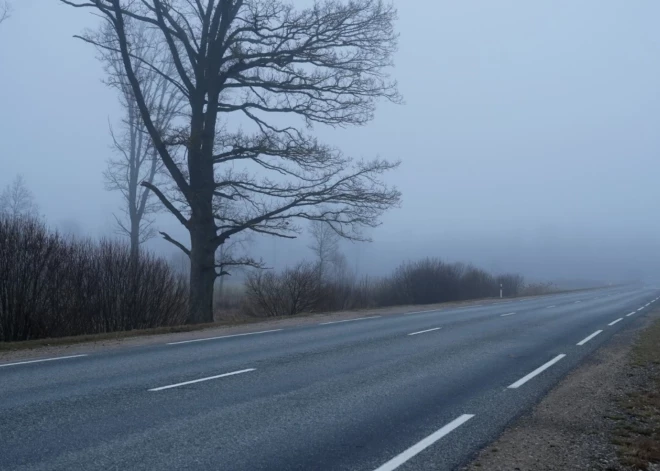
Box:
463;309;660;471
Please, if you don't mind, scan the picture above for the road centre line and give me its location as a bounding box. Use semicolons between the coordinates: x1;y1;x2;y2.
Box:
148;368;255;392
637;307;645;312
168;329;283;345
408;327;441;336
608;318;623;326
0;354;88;368
508;354;566;389
319;316;381;325
372;414;475;471
577;330;603;346
500;312;516;317
626;311;636;317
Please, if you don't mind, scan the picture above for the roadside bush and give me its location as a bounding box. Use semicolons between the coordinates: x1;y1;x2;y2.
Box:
242;256;527;317
0;216;187;342
375;258;503;306
243;262;319;317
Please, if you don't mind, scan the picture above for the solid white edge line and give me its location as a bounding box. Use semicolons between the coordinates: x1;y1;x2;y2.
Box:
372;414;475;471
408;327;441;336
148;368;255;392
508;354;566;389
577;330;603;346
167;329;283;345
500;312;516;317
0;354;88;368
319;316;381;325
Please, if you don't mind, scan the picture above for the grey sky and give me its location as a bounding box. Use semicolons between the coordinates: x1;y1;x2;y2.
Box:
1;0;660;282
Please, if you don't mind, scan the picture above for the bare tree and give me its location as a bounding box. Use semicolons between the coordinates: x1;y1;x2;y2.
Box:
0;2;10;26
61;0;402;324
308;220;339;282
96;20;183;262
0;175;38;218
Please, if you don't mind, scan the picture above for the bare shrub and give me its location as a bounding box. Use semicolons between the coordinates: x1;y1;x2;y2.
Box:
376;258;464;306
373;259;526;307
242;255;528;317
0;216;187;342
244;262;319;317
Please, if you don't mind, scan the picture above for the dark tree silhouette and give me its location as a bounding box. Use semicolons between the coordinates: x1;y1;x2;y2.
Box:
60;0;401;323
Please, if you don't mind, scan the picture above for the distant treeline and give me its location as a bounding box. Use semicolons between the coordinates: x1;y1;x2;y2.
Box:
242;258;529;318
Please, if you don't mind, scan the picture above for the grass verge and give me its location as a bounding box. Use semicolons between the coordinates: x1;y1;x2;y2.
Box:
612;316;660;470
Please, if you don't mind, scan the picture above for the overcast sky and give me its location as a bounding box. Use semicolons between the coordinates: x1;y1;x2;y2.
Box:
1;1;660;283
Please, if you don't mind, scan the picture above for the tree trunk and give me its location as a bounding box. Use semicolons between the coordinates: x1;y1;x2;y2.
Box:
188;226;216;324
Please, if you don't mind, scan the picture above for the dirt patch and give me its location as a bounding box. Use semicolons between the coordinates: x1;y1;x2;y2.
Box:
463;311;660;471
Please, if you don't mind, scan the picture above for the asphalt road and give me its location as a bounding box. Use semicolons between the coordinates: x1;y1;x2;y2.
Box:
1;286;658;471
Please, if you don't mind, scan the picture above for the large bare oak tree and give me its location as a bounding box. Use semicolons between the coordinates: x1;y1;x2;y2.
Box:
61;0;401;324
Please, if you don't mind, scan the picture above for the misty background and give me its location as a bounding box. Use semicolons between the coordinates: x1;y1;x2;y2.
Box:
1;0;659;284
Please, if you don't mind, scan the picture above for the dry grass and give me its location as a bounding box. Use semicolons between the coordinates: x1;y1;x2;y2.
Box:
612;317;660;470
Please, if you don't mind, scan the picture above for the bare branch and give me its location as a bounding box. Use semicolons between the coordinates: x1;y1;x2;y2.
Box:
141;181;189;227
0;1;10;25
215;256;265;278
0;175;39;219
160;231;191;256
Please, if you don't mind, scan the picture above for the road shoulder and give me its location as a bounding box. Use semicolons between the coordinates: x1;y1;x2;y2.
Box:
463;310;660;471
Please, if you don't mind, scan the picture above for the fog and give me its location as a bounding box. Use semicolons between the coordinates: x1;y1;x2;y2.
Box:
2;0;660;284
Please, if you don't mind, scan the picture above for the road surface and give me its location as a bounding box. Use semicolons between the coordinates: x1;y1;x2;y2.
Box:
1;286;658;470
